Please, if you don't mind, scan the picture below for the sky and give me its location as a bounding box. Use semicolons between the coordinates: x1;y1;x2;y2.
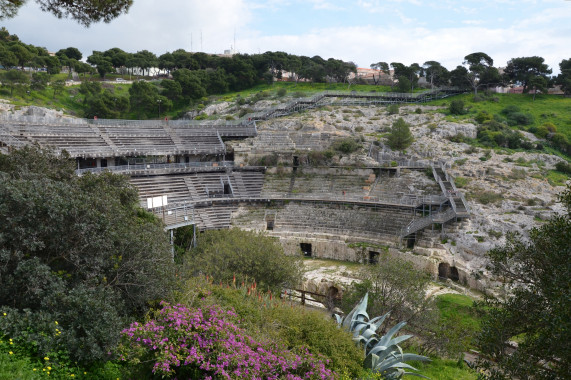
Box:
2;0;570;73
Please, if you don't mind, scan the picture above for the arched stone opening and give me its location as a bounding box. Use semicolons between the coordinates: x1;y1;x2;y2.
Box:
438;262;460;282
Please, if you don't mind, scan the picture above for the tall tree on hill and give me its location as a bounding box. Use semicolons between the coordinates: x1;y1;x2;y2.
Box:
423;60;450;88
449;65;470;88
463;52;500;95
391;62;422;91
1;68;29;95
87;51;113;78
370;61;389;85
556;58;571;95
9;42;32;71
133;50;158;77
504;56;552;93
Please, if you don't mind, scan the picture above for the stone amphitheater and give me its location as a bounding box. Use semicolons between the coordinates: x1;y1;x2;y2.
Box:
1;91;567;292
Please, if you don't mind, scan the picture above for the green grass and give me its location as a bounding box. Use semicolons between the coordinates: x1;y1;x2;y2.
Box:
431;93;571;141
546;170;570;187
0;351;40;380
413;356;477;380
436;293;481;338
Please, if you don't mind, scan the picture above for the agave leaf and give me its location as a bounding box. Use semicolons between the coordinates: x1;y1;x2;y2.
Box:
369;344;400;363
364;352;379;370
363;335;379;352
378;321;407;347
334;314;343;326
369;311;390;331
387;334;413;347
381;354;430;371
352;322;369;337
387;362;419;371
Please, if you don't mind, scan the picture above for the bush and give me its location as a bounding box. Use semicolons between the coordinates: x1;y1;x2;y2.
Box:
176;278;366;378
387;104;399;115
555;161;571;174
475;111;493;124
183;229;302;292
415;107;422;114
449;100;465;115
120;302;336;379
277;88;287;97
386;117;414;150
0;147;175;363
331;138;361;154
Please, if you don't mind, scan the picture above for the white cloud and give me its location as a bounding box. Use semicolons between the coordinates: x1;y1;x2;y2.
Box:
2;0;252;56
236;23;569;72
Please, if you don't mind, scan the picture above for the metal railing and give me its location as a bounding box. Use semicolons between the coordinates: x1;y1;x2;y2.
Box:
76;161;234;175
400;208;456;237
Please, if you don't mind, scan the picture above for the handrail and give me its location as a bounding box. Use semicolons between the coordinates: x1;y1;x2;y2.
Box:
400;208;456;237
75;161;234;175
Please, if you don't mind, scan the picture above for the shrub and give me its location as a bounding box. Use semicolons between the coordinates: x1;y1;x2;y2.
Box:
449;100;465;115
120;302;336;379
454;176;469;188
387;104;399;115
277;88;287;97
183;229;302;293
0;147;175;363
555;161;571;174
177;278;366;378
386;117;414;151
475;111;493;124
331;138;361;154
472;191;504;205
415;107;422;114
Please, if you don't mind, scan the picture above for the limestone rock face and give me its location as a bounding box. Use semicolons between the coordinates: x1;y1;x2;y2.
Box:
201;102;232;116
433;122;478;139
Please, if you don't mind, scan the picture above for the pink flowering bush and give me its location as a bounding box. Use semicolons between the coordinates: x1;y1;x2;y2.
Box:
120;302;337;379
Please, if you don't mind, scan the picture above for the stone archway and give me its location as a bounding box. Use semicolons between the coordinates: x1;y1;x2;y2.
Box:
438;262;460;282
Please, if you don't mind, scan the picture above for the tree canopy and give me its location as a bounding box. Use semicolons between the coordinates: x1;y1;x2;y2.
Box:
1;0;133;27
476;184;571;379
183;229;303;293
0;147;175;363
386;117;414;150
504;56;552;93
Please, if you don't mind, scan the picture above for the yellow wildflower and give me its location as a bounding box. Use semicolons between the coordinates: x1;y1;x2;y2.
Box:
54;321;58;325
44;356;49;360
47;366;52;370
2;312;6;316
8;351;13;355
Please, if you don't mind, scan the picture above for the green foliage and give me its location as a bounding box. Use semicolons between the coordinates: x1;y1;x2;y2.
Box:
555;161;571;175
183;229;303;293
341;254;437;343
449;100;466;115
454;176;470;188
0;147;175;364
387;104;400;115
386;117;414;151
177;277;365;378
475;184;571;379
469;190;504;205
501;105;534;126
331;137;361;154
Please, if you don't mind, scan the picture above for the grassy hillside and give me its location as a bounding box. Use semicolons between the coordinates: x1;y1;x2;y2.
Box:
435;93;571;141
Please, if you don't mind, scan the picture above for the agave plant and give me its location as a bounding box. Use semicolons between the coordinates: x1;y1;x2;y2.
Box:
335;293;430;379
